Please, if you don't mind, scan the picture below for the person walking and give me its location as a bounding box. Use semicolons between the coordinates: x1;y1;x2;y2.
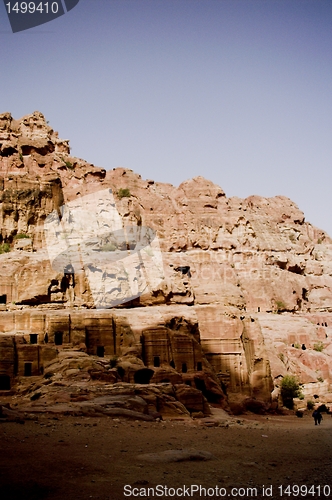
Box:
312;409;319;425
312;409;323;425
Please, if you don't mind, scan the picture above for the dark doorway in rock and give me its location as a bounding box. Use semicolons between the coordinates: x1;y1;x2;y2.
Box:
134;368;154;384
30;334;38;344
97;346;105;357
61;264;75;291
44;333;48;344
0;374;10;390
258;307;260;312
182;363;187;373
220;380;227;396
170;360;175;369
194;378;206;392
153;356;160;368
117;366;125;379
0;294;7;304
24;363;32;376
54;332;63;346
174;266;191;278
302;344;306;350
197;362;202;371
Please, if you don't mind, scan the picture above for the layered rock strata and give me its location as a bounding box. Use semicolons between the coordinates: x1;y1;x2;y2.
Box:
0;111;332;414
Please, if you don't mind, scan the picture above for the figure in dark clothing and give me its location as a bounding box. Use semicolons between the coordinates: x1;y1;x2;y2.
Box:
312;409;323;425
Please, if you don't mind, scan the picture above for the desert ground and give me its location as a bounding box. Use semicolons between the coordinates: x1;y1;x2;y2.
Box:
0;408;331;500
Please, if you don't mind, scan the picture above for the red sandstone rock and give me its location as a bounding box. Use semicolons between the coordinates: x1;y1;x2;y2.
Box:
1;111;332;414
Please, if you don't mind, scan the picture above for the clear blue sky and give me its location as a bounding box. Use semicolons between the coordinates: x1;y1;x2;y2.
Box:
1;1;332;235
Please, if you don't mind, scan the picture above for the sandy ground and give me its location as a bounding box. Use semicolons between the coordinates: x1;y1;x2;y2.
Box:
0;410;331;500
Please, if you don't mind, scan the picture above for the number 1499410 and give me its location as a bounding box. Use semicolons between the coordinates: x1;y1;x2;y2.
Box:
6;2;60;14
278;485;331;497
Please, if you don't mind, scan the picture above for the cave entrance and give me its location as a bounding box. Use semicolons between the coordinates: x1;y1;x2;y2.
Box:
153;356;160;368
0;375;10;390
24;363;32;377
30;334;38;344
194;376;221;403
54;332;63;346
194;378;206;392
97;346;105;357
134;368;154;384
197;362;202;371
182;363;187;373
0;294;7;304
174;266;191;277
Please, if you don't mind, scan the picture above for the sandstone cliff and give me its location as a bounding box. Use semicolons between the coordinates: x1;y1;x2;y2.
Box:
0;111;331;415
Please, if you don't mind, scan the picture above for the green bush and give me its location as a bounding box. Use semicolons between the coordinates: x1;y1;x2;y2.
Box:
61;157;74;170
117;188;131;199
276;300;286;312
294;342;300;349
14;233;29;239
101;243;117;252
281;375;302;409
278;353;285;363
0;243;10;254
317;376;324;383
313;341;324;352
307;400;315;410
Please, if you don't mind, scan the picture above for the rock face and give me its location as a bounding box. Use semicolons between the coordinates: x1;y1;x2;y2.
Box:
0;111;332;414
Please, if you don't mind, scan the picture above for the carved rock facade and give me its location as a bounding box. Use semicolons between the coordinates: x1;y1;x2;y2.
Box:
0;112;332;413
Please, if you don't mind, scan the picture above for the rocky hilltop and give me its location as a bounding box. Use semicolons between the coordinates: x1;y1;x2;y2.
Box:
0;111;331;418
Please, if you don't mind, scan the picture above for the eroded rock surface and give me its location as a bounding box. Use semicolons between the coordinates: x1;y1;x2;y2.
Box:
1;111;332;415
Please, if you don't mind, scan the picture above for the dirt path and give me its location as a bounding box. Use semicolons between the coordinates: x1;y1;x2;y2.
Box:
0;413;331;500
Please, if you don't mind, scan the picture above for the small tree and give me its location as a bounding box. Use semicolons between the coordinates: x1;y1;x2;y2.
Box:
281;375;302;409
